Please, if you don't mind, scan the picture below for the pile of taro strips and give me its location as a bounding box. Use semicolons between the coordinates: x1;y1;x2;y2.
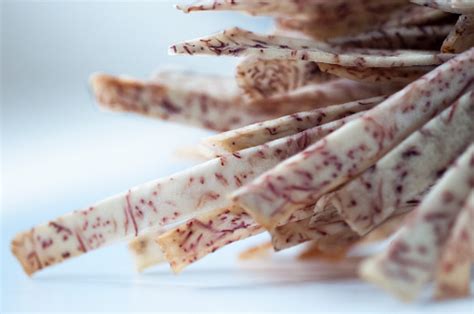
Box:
12;0;474;302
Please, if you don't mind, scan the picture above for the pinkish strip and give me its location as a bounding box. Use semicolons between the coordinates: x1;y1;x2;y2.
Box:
441;15;474;53
411;0;474;14
232;49;474;230
359;144;474;301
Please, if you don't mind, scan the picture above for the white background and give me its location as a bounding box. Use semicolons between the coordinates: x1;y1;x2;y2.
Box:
1;1;473;312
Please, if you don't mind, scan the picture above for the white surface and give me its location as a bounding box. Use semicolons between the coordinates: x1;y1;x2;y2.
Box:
1;1;473;313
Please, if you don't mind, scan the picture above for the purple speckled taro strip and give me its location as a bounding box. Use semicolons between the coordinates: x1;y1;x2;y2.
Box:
203;95;387;154
236;57;334;101
434;191;473;299
359;144;474;301
170;27;454;67
91;73;277;132
317;90;474;236
411;0;474;14
232;48;474;230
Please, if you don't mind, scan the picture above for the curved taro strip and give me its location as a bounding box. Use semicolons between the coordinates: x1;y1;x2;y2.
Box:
10;110;341;275
411;0;474;14
91;73;276;132
128;231;166;272
434;191;473;300
317;90;474;236
236;57;334;101
170;27;453;68
203;96;386;154
157;205;314;272
442;15;474;53
248;79;397;116
359;144;474;301
231;49;474;230
317;63;434;85
327;25;452;50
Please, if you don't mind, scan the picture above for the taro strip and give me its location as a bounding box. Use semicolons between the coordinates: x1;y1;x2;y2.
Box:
317;63;434;85
203;96;385;154
205;114;362;156
327;25;452;50
157;205;313;272
91;73;276;132
441;15;474;53
359;144;474;301
434;191;473;300
236;57;334;101
248;79;397;116
10;113;339;275
170;27;453;67
232;49;474;230
317;90;474;236
384;5;454;27
411;0;474;14
128;232;166;272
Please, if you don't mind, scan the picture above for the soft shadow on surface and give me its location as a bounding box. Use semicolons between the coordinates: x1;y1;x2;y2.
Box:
35;258;360;289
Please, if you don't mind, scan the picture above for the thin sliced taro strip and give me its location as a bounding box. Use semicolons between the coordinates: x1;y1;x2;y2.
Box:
434;191;473;300
411;0;474;14
442;15;474;53
128;231;166;272
236;57;334;101
359;144;474;301
203;96;386;154
176;0;407;19
317;63;434;85
157;204;314;273
231;49;474;230
170;27;454;67
270;217;359;252
247;79;397;117
327;25;452;50
10;111;339;275
383;5;454;27
91;73;276;132
317;90;474;236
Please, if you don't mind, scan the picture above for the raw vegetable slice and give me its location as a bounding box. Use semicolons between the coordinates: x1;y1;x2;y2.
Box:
170;27;453;67
232;49;474;230
317;63;434;85
434;191;473;300
441;15;474;53
91;73;275;132
384;5;453;27
128;232;166;272
411;0;474;14
327;25;452;50
236;57;333;101
317;90;474;235
359;144;474;301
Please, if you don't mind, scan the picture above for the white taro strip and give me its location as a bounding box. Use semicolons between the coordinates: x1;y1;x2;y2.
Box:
91;73;276;132
128;232;166;272
271;217;359;251
176;0;406;18
411;0;474;14
10;110;342;275
441;15;474;53
434;191;473;300
317;90;474;236
232;49;474;230
170;27;453;68
236;57;334;101
157;205;314;272
248;79;397;117
359;144;474;301
317;63;434;85
204;96;386;154
327;25;452;50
